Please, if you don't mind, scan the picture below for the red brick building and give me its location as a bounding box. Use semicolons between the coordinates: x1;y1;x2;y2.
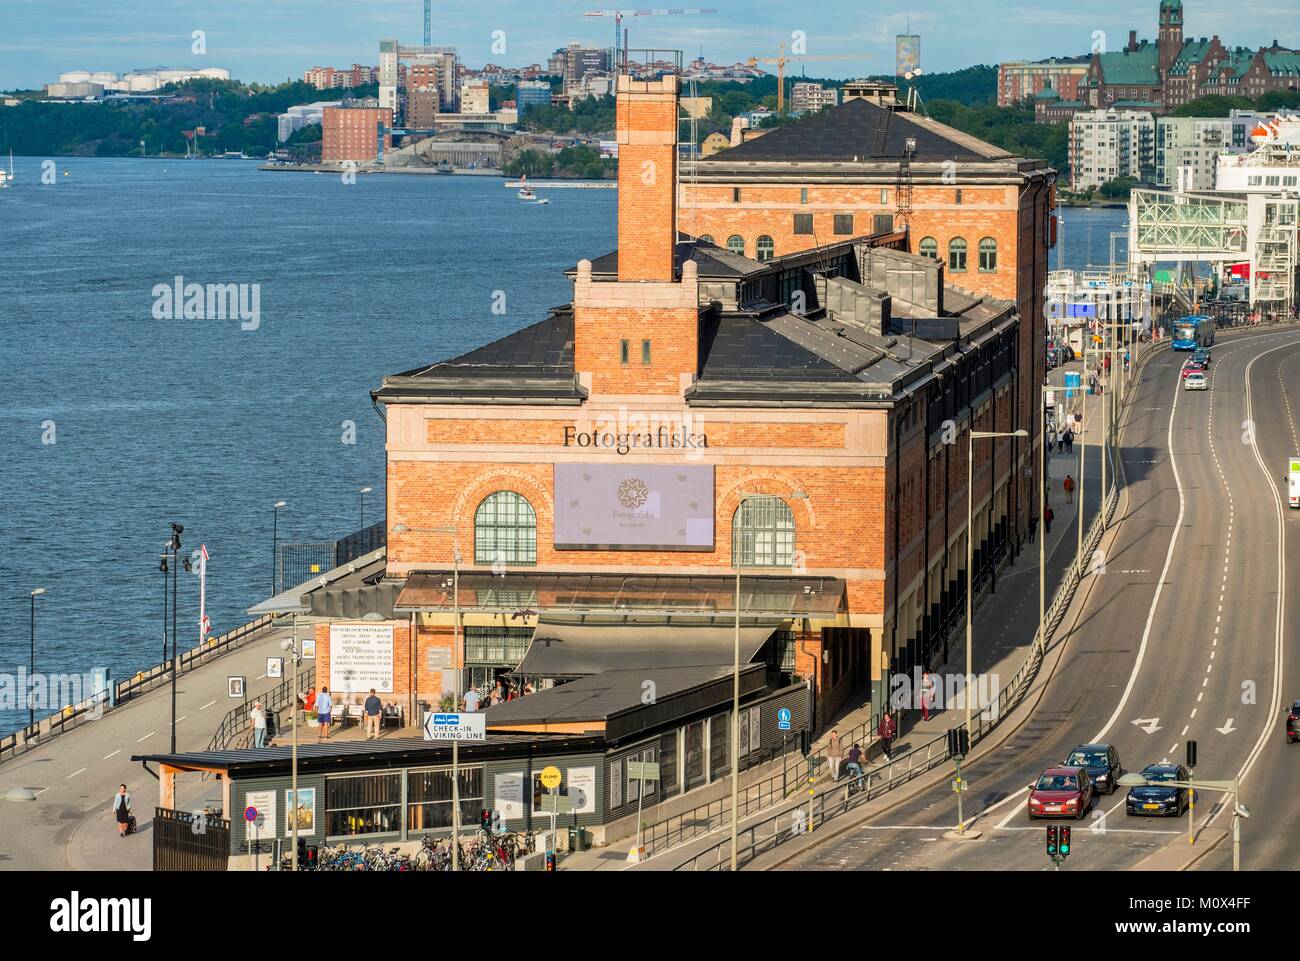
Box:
311;74;1052;733
321;106;392;164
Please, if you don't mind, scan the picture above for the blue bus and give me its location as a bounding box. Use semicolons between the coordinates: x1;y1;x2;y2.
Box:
1172;315;1215;351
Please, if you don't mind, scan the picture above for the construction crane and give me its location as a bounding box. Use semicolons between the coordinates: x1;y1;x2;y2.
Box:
585;8;718;71
424;0;431;47
746;44;869;114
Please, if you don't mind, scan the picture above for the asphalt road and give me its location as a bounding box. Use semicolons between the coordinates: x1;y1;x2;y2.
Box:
0;621;302;870
780;328;1300;872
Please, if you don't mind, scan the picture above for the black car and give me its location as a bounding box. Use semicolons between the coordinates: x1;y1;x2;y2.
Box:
1287;700;1300;743
1125;763;1192;817
1065;743;1123;795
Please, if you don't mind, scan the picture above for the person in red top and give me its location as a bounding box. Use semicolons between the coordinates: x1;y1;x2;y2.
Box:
1063;474;1075;504
301;687;316;718
877;711;897;761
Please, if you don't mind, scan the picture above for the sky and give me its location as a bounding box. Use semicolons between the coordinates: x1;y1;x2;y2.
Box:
2;0;1298;91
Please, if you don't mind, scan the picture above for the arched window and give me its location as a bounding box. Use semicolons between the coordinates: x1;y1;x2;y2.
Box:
979;237;997;272
948;237;968;272
698;234;715;245
919;237;938;259
756;235;775;261
726;235;745;255
474;492;537;566
732;496;795;567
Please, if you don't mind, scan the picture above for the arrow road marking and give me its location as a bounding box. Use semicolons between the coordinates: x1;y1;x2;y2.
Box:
1131;717;1162;734
1215;718;1236;735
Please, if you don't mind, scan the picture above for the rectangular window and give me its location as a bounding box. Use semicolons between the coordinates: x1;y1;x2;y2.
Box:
620;339;629;365
326;773;402;838
873;213;894;234
607;760;623;810
955;189;963;204
833;213;854;235
793;213;814;234
658;731;679;798
732;187;741;203
641;339;651;365
406;765;483;833
800;187;809;204
625;746;656;803
684;721;706;791
709;713;729;781
880;188;888;204
463;626;531;666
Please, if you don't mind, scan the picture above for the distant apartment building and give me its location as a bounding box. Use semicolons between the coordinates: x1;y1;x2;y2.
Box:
460;79;490;114
1154;110;1265;188
408;52;459;115
557;44;611;94
998;58;1089;107
278;101;340;142
1032;85;1085;123
1069;108;1156;191
790;83;839;115
406;86;441;130
321;105;393;164
303;64;377;90
515;80;553;115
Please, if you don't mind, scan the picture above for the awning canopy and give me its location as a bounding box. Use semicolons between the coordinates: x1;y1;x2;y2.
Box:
513;616;782;678
395;571;845;618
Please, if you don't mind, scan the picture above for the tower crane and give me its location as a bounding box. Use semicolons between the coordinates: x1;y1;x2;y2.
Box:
585;8;718;70
746;44;869;114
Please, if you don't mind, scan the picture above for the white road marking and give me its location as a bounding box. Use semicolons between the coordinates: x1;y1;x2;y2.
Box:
136;731;154;742
103;750;121;760
66;768;86;779
200;700;216;710
176;715;187;723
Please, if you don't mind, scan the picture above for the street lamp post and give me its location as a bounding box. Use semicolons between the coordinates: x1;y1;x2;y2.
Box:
29;588;46;729
359;487;372;529
169;523;183;754
280;620;301;871
272;501;287;596
966;430;1028;736
1117;773;1248;870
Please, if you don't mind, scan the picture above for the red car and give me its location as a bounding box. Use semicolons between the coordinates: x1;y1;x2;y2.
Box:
1287;700;1299;743
1181;359;1206;379
1027;766;1095;820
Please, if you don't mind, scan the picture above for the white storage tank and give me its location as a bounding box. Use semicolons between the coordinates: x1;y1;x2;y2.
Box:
59;70;92;84
90;71;118;84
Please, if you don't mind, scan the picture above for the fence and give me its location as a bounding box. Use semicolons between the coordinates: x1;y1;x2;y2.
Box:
153;807;230;871
670;369;1136;871
276;520;386;595
208;664;316;752
0;614;276;766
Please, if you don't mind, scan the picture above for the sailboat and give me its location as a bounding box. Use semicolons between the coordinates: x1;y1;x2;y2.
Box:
0;150;12;188
517;174;549;204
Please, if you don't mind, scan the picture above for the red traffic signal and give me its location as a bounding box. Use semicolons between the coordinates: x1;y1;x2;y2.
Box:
545;851;556;872
1046;824;1059;856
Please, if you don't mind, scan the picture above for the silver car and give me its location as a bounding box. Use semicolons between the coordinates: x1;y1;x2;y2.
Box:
1184;371;1208;391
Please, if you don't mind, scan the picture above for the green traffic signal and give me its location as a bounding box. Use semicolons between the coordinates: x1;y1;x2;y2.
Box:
1060;826;1071;856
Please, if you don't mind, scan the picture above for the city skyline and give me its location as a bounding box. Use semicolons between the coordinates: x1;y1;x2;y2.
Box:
3;0;1298;90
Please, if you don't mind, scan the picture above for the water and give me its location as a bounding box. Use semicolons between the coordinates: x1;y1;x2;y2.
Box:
0;159;1125;736
0;158;615;735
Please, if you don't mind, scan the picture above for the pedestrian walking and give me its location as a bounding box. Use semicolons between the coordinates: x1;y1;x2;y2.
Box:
920;672;937;722
463;687;482;712
1045;505;1055;534
363;688;383;740
249;700;267;749
112;784;133;838
826;730;844;781
316;686;333;740
877;711;897;761
1063;474;1075;504
1056;429;1065;455
1064;428;1075;454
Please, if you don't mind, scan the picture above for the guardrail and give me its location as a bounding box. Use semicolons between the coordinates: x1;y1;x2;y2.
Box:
671;396;1128;870
208;664;316;752
0;614;276;765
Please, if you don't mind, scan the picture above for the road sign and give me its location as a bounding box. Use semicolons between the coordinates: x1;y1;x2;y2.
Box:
777;707;792;730
626;761;660;781
243;806;258;823
539;765;562;789
538;794;573;815
422;711;486;742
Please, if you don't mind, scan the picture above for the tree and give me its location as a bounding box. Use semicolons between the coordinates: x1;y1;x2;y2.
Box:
1170;95;1255;118
504;149;555;177
1098;175;1139;199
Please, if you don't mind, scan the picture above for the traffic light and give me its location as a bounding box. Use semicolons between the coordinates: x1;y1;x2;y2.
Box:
947;727;970;758
544;851;556;872
480;808;492;832
1059;826;1071;857
1046;824;1059;856
1186;739;1198;769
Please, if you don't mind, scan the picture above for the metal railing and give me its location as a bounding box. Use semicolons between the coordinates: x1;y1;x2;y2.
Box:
207;664;316;752
0;614;275;765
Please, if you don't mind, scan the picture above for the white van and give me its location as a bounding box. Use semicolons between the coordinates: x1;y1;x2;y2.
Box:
1290;458;1300;509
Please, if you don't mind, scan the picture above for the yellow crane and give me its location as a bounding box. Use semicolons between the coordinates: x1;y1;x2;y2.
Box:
747;44;869;114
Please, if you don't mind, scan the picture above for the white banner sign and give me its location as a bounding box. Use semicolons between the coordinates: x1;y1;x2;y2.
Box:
329;624;394;693
494;772;525;822
244;789;276;842
567;766;596;814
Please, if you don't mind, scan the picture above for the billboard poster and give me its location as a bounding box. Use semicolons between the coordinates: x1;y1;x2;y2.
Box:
244;789;276;842
554;464;714;550
494;772;525;822
896;34;921;76
285;788;316;838
328;624;394;693
567;766;596;814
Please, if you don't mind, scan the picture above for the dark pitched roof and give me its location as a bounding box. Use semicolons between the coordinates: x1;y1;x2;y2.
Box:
571;239;767;281
702;97;1011;163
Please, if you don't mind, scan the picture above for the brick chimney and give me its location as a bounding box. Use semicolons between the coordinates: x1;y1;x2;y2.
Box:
571;72;699;398
615;74;679;282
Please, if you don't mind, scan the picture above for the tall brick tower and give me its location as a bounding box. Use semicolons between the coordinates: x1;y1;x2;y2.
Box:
1158;0;1184;77
573;73;700;397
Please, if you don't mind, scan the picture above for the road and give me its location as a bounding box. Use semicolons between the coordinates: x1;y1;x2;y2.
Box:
779;328;1299;872
0;621;303;870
